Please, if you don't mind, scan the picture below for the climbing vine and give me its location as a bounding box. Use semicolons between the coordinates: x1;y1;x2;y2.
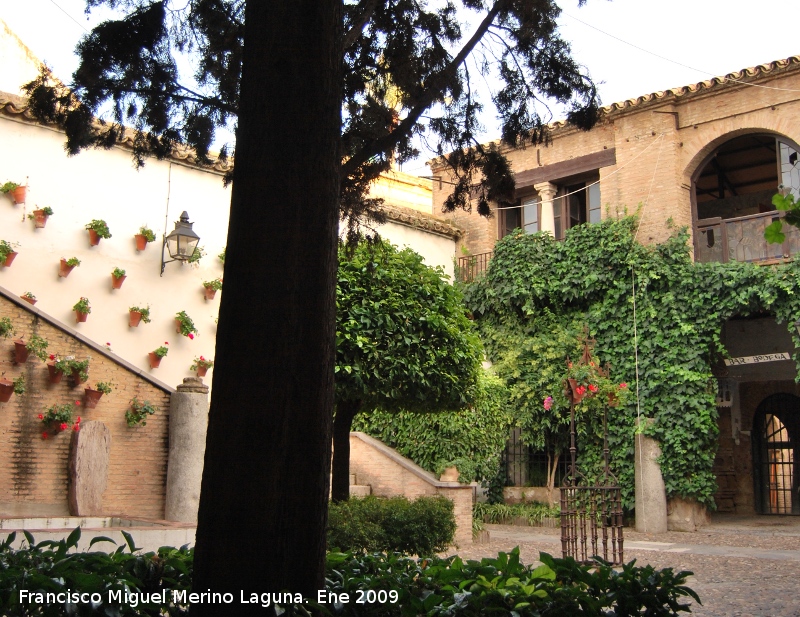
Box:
464;217;800;508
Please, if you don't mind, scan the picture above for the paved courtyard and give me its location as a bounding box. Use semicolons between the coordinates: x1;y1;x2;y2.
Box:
451;515;800;616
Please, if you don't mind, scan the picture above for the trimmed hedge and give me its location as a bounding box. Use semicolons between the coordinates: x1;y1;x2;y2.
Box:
327;495;456;556
0;530;700;616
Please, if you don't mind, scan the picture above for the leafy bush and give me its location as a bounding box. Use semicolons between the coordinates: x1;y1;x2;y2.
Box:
0;531;699;616
328;495;455;556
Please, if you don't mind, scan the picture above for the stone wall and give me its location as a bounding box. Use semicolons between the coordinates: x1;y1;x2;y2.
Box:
0;288;173;518
348;432;474;548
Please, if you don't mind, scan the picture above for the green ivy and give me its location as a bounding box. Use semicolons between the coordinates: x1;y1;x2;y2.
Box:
464;218;800;508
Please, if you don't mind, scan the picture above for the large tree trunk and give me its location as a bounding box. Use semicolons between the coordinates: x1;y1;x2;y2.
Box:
191;0;342;613
331;400;362;502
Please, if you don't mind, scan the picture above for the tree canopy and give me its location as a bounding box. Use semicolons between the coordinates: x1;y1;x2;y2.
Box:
332;240;483;500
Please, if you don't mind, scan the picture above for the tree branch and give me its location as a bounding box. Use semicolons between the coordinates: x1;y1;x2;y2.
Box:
343;0;381;50
341;0;511;178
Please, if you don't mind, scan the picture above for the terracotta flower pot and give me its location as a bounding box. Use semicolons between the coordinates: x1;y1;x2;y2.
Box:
148;352;162;368
134;234;148;251
11;185;26;204
0;379;13;403
567;378;586;404
88;229;101;246
83;388;103;409
2;251;18;267
111;274;126;289
20;295;36;305
47;362;64;384
196;365;208;377
129;310;143;327
75;311;89;323
175;319;183;334
607;392;619;408
58;259;75;278
13;339;29;364
71;368;88;385
32;210;48;228
203;286;217;300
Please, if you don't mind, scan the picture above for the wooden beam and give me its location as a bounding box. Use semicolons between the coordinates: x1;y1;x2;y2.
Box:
514;149;616;189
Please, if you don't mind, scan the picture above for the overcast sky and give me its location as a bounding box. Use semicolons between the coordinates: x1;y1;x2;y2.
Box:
2;0;799;174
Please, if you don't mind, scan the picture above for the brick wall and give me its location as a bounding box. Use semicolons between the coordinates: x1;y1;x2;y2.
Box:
348;432;474;548
432;62;800;256
0;289;173;518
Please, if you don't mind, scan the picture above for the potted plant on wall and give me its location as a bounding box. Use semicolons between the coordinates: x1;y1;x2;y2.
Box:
73;297;91;323
13;334;48;364
0;375;25;403
84;381;113;409
111;267;127;289
190;355;214;377
128;305;151;328
85;219;112;246
46;355;71;384
134;225;156;251
174;311;198;338
0;317;14;340
149;342;169;368
39;401;81;438
20;291;37;305
202;277;223;300
59;257;81;278
1;181;27;204
68;357;90;385
28;206;53;228
125;397;156;427
0;240;19;267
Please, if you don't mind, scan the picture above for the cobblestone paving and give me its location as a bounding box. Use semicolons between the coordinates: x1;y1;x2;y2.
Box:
449;519;800;616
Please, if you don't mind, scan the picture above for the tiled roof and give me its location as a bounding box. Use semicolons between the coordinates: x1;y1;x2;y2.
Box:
0;91;234;174
381;203;462;240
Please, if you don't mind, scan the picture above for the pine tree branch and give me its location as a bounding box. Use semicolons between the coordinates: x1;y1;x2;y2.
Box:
343;0;381;50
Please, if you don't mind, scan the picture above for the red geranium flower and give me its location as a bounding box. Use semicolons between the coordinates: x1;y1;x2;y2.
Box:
73;424;80;432
619;382;628;389
588;384;598;393
75;400;81;406
188;333;194;340
59;422;68;431
76;416;81;423
38;413;44;420
49;354;55;360
41;432;48;440
575;385;586;396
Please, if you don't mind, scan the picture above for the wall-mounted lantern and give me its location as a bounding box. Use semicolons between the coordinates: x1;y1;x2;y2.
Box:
160;211;200;276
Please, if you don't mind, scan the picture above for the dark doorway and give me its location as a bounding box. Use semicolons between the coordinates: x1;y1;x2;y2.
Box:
753;393;800;514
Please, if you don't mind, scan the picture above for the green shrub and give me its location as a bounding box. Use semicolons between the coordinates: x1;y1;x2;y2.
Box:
474;501;560;526
327;495;455;555
0;530;699;616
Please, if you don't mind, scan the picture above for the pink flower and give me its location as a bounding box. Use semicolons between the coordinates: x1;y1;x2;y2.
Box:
619;382;628;389
41;432;48;440
588;384;598;393
188;333;194;340
59;422;68;431
543;396;553;411
38;413;43;420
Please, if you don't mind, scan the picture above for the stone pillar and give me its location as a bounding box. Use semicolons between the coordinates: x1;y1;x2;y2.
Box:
68;421;111;515
165;377;209;522
634;417;668;533
534;181;558;235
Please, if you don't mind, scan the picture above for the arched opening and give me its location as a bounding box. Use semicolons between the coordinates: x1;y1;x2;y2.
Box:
753;393;800;514
693;134;800;264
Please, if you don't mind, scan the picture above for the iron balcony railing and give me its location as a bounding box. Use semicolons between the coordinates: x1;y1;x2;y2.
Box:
456;251;493;283
695;210;800;264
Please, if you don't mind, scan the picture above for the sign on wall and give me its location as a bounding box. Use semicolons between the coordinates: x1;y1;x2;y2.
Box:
724;353;791;366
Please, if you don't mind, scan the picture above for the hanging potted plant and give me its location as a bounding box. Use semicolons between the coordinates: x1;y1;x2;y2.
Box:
85;219;112;246
134;225;156;251
174;311;198;338
0;317;14;339
125;397;156;427
111;267;127;289
148;342;169;368
20;291;37;305
46;355;71;384
39;401;81;438
68;357;90;385
128;304;151;328
13;334;48;364
84;381;113;409
0;240;19;267
28;206;53;229
73;297;91;323
190;355;214;377
0;375;25;403
1;181;27;204
59;257;81;278
202;277;223;300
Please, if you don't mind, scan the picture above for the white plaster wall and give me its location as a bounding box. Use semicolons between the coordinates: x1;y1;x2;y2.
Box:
0;19;39;96
376;221;456;280
0;116;228;390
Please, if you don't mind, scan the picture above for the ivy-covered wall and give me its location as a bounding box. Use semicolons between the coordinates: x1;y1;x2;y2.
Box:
464;218;800;508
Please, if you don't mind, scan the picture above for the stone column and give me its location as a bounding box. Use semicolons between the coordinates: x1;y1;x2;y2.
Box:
165;377;209;522
534;181;558;235
634;417;668;533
